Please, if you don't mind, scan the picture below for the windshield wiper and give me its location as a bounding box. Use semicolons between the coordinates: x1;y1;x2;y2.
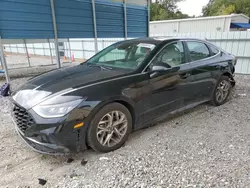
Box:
87;64;113;70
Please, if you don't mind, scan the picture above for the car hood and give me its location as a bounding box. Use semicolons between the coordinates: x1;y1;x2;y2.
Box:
12;64;129;109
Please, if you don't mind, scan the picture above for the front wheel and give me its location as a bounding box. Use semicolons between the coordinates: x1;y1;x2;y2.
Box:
211;76;232;106
87;103;132;153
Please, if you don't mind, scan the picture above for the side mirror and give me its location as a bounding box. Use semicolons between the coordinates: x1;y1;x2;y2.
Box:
151;65;168;72
149;65;180;78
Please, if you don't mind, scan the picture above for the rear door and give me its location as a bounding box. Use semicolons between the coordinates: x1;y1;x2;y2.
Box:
184;40;217;102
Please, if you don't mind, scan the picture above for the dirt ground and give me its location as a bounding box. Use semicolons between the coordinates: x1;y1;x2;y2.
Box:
1;75;250;188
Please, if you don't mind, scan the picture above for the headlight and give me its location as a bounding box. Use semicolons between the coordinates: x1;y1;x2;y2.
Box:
33;99;83;118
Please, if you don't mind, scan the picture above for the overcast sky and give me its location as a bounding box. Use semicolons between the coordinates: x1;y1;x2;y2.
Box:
177;0;209;16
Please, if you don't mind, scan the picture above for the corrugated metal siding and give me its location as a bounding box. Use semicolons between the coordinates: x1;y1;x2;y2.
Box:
54;0;94;38
111;0;147;6
95;0;124;38
126;0;147;6
150;22;178;35
127;4;148;37
179;18;226;32
231;15;249;23
0;0;148;39
150;17;234;34
224;17;231;31
0;0;54;39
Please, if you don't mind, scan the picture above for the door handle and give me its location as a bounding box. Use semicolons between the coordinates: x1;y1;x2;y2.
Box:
180;73;191;79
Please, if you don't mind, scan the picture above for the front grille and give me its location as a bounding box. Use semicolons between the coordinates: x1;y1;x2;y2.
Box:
13;104;35;133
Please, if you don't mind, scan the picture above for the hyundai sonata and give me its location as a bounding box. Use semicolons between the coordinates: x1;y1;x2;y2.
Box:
12;37;236;154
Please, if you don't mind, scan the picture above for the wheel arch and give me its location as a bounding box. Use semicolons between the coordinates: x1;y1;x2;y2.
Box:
221;71;235;87
113;99;136;129
86;97;136;130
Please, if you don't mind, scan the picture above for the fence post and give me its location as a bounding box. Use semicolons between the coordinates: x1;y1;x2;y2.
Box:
147;0;150;37
24;39;31;67
81;40;85;60
33;44;36;55
50;0;61;68
124;0;127;39
9;44;12;53
0;35;10;83
68;38;72;63
91;0;98;54
48;39;53;64
177;21;180;34
16;44;19;53
42;43;46;56
102;40;105;50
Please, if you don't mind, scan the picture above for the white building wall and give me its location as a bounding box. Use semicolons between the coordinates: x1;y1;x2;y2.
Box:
231;15;249;23
150;17;233;35
179;18;228;32
150;22;178;34
150;14;250;35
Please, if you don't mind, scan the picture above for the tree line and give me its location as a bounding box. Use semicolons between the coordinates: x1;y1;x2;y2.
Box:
150;0;250;21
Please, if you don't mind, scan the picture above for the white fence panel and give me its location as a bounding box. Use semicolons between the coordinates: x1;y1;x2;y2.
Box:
3;33;250;74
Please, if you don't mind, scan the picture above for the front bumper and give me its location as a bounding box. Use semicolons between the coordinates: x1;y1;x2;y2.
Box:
12;104;89;155
13;118;71;155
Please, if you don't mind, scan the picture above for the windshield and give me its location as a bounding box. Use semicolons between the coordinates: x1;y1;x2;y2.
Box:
86;41;156;70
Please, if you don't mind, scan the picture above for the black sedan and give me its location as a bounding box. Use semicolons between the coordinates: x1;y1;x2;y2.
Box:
12;37;236;155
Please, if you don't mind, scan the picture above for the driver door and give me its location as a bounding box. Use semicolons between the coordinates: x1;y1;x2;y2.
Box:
139;41;195;125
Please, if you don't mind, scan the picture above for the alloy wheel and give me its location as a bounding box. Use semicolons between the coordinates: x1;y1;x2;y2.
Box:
96;111;128;147
216;80;230;103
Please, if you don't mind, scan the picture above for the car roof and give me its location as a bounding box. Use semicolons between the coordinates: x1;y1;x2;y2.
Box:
127;37;208;45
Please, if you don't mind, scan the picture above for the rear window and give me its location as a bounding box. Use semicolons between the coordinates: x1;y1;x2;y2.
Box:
187;41;210;61
208;44;220;56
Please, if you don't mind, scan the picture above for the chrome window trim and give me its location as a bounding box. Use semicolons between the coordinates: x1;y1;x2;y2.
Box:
142;39;221;73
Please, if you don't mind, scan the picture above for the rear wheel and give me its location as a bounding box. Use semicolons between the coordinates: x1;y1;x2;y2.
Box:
87;103;132;153
211;76;232;106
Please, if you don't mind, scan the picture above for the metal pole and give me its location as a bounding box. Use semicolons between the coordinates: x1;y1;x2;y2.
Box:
0;35;10;83
67;38;72;63
23;39;31;67
147;0;150;37
16;44;19;53
124;0;127;39
33;44;36;55
102;40;104;50
177;21;180;33
48;39;54;64
81;40;85;60
50;0;61;68
9;44;12;53
42;43;46;56
91;0;98;53
66;40;70;60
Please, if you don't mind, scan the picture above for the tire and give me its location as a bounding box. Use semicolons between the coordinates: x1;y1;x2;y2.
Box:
87;103;132;153
211;76;232;106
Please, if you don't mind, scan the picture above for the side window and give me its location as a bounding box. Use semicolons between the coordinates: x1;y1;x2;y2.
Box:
187;42;210;61
134;46;151;60
208;44;220;56
151;41;185;68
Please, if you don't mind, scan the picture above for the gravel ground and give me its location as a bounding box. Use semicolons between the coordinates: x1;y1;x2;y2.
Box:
1;75;250;188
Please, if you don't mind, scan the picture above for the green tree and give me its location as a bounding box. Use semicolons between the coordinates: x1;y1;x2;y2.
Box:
150;0;190;21
202;0;250;17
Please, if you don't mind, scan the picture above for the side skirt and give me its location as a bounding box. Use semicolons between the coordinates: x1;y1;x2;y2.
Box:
135;99;210;130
